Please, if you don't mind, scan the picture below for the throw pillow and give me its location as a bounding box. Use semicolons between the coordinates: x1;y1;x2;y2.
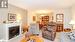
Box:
47;26;52;32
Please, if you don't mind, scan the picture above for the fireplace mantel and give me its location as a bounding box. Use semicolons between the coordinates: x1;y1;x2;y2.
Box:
0;23;22;42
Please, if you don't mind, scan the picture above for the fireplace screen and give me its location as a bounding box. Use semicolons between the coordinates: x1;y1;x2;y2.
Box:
9;26;20;39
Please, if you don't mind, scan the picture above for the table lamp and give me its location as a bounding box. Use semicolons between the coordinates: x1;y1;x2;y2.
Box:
69;20;75;30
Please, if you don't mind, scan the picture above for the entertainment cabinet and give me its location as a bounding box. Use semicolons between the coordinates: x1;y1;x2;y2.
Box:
41;16;49;25
56;23;63;32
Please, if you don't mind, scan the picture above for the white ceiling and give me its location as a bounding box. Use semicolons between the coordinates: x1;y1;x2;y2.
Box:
8;0;75;10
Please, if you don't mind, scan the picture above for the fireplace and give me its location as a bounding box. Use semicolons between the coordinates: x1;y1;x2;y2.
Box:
9;26;20;39
0;23;22;42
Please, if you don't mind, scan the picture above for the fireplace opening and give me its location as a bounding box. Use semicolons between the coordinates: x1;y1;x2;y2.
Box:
9;26;20;39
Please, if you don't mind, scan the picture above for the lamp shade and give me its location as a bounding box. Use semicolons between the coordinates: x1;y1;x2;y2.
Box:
69;20;75;25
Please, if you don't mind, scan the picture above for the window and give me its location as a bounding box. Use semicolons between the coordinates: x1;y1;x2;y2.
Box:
0;0;8;8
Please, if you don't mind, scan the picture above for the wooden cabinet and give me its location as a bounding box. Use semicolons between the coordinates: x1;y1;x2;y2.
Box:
42;16;49;21
56;24;63;32
39;16;49;29
56;14;64;32
41;16;49;25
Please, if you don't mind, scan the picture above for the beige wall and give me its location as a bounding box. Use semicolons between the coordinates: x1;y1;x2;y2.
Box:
8;4;28;27
71;5;75;20
0;8;8;23
71;5;75;29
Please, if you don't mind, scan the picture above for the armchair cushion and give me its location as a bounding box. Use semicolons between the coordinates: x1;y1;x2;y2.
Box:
47;26;52;32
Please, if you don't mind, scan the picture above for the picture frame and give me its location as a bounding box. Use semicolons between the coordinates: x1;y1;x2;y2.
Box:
33;16;36;21
56;14;64;23
8;13;16;21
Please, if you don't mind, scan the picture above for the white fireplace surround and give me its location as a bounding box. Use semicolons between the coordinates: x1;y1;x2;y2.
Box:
0;23;22;42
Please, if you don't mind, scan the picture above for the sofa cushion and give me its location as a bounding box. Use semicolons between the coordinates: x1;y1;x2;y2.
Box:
68;32;75;40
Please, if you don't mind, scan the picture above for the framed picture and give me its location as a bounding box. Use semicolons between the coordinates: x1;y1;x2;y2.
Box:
56;14;64;23
33;16;36;21
8;13;16;21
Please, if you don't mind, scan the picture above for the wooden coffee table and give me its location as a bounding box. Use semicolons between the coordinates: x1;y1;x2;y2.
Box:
64;28;71;32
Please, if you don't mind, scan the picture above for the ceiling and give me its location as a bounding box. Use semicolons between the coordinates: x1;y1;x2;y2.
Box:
8;0;75;10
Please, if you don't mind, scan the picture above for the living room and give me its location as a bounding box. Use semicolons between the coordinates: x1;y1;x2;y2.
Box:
0;0;75;42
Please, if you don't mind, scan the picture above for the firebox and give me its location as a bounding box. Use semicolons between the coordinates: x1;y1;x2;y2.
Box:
9;26;20;39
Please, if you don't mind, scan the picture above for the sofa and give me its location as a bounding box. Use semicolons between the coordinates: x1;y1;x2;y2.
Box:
67;30;75;41
42;22;57;41
60;32;75;42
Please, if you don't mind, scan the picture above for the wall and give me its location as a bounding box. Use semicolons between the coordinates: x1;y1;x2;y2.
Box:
28;8;72;28
71;4;75;29
63;8;72;28
71;5;75;20
0;8;8;23
8;4;28;27
0;8;8;39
